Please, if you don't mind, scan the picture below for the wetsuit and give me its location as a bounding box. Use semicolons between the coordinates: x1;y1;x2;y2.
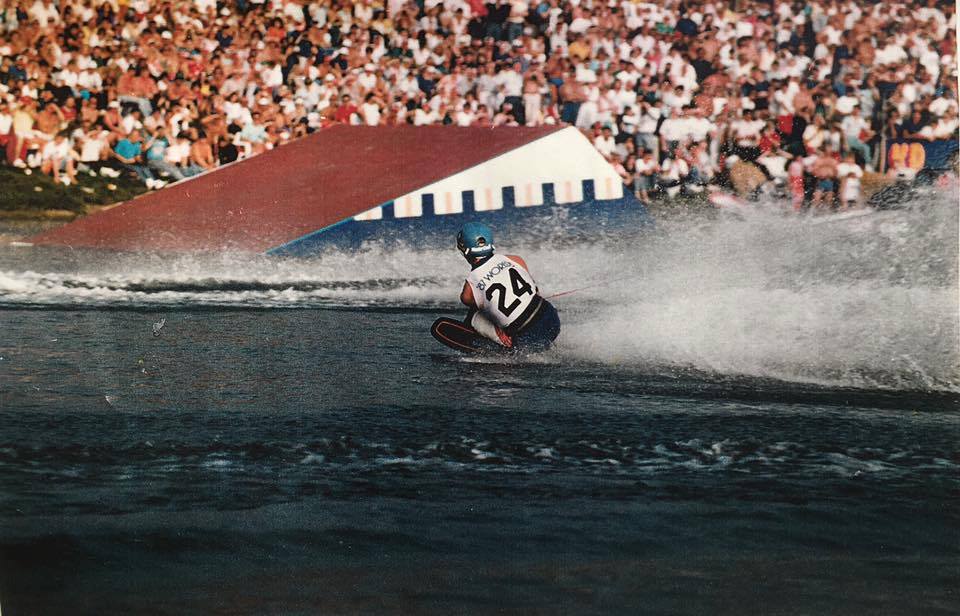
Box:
464;256;560;351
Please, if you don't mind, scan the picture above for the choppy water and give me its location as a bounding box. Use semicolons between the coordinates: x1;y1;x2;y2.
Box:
0;193;957;614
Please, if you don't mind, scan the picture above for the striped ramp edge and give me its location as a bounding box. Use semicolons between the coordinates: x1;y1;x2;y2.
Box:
353;178;625;221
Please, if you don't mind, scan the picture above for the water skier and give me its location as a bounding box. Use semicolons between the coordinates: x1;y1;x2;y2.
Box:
454;222;560;352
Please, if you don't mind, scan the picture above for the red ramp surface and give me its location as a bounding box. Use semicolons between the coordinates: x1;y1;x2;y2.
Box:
31;125;560;252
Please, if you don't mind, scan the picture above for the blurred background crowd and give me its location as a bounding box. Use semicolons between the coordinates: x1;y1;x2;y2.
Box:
0;0;956;207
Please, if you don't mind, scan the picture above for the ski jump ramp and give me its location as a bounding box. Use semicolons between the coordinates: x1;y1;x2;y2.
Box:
30;125;651;256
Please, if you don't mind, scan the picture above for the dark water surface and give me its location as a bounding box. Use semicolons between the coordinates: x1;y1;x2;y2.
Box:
0;199;958;615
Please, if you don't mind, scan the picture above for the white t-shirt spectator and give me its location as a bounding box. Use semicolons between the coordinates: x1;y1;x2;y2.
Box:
814;43;830;61
358;70;378;93
284;1;306;22
876;43;908;65
617;64;642;83
413;107;438;126
262;64;283;88
662;89;690;111
496;68;523;97
121;114;143;136
840;173;862;202
659;116;689;143
841;114;868;140
635;157;657;176
80;131;109;162
360;101;381;126
803;124;826;150
611;86;637;112
758;152;790;179
574;64;597;84
752;44;774;69
837;161;863;180
569;16;594;34
619;107;639;134
928;116;959;139
929;96;957;117
901;82;919;104
732;118;764;146
29;0;59;27
835;95;858;115
660;157;689;181
454;108;475;127
686;117;716;142
593;133;616;157
0;109;11;135
78;69;102;91
57;67;79;89
161;138;186;165
637;107;660;134
773;81;800;115
42;138;71;161
394;74;417;98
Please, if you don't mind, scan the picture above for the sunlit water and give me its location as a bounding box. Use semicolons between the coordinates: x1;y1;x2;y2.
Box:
0;192;957;614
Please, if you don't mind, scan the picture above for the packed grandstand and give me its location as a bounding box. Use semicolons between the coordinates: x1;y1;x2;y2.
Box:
0;0;956;208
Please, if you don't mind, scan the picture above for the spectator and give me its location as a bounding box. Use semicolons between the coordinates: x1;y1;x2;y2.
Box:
758;146;791;183
593;125;616;158
659;155;689;199
360;93;385;126
217;135;240;166
40;131;77;185
730;109;764;162
145;126;183;182
634;149;659;202
333;94;359;124
788;154;805;211
0;0;951;208
901;108;930;140
837;152;864;209
77;126;110;176
111;130;155;187
803;114;829;155
0;99;12;159
810;144;839;210
635;101;661;159
9;97;38;167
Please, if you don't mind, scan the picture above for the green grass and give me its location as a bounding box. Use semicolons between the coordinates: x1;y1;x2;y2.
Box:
0;164;147;214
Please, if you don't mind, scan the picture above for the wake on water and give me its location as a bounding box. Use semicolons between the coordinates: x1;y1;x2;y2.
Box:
0;188;957;392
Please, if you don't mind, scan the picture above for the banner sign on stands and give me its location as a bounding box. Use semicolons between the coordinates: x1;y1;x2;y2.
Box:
887;139;959;171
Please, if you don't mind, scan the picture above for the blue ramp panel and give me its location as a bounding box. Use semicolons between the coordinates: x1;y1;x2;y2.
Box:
266;180;652;258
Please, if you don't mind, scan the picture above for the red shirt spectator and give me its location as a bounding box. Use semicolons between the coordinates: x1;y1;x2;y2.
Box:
334;95;359;124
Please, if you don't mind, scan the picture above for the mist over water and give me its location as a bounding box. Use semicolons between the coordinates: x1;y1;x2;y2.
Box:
0;188;956;391
553;192;959;391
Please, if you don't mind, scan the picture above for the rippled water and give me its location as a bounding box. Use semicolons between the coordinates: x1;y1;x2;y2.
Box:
0;193;957;614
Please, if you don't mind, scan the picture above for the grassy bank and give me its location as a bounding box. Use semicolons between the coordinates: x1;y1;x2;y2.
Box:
0;165;147;219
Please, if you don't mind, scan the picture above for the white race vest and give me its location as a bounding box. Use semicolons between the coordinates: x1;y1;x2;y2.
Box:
466;256;539;329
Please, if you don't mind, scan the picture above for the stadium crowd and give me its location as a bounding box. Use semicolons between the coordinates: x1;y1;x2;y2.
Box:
0;0;956;208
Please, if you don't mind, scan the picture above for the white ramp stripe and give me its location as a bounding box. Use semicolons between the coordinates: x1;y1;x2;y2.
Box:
434;190;462;215
515;182;544;207
353;206;384;221
555;180;584;204
596;176;624;200
474;186;503;211
393;194;422;218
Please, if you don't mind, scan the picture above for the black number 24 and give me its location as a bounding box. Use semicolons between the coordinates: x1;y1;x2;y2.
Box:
485;268;533;317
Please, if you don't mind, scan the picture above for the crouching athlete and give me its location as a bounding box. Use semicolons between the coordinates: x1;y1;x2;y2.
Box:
456;222;560;351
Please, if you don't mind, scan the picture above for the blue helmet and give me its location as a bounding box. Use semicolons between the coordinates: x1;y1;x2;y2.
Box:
457;222;495;263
